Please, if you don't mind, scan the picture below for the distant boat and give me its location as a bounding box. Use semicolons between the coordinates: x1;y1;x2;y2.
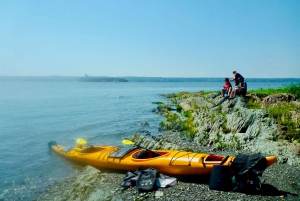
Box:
77;75;128;82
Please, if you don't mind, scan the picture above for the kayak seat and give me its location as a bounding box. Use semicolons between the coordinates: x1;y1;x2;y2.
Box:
80;146;102;153
133;150;161;159
109;146;139;158
204;154;226;164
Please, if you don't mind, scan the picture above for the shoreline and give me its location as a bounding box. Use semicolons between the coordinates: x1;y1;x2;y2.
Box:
37;91;300;201
37;141;300;201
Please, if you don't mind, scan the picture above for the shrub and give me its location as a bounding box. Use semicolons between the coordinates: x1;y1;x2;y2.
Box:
221;122;230;134
288;83;300;99
246;98;261;109
183;110;192;117
176;105;183;112
247;84;300;142
248;83;300;97
267;105;300;142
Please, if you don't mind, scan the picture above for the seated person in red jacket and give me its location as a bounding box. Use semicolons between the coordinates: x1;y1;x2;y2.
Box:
221;78;232;97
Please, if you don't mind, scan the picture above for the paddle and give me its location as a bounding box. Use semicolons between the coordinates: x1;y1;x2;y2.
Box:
76;138;103;152
77;138;87;145
122;139;162;156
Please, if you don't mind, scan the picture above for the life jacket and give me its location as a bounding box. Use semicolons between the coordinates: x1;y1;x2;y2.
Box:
224;82;232;90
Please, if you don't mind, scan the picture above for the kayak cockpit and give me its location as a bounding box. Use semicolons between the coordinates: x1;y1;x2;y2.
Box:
204;154;230;165
132;150;168;159
71;145;105;153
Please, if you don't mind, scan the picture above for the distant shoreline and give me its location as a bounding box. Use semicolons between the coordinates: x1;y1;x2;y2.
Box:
1;76;300;83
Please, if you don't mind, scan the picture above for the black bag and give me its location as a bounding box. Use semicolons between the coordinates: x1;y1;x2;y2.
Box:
120;171;141;188
209;165;233;191
231;154;267;192
136;168;158;191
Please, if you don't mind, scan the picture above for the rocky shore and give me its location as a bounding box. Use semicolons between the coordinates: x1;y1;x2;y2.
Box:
37;92;300;201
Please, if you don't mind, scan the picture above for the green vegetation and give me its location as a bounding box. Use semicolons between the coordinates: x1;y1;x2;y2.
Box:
289;83;300;99
152;101;164;105
221;122;230;134
246;97;261;109
248;83;300;98
215;133;242;151
160;110;198;139
266;104;300;141
248;83;300;142
176;105;183;112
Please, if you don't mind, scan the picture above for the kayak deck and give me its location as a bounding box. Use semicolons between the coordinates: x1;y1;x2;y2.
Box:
49;143;277;176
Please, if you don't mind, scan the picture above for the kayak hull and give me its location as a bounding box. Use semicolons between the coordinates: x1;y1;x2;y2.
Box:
49;142;277;176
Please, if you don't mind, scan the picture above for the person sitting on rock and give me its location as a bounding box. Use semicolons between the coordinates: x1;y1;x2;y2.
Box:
221;78;232;97
229;79;246;99
230;70;244;86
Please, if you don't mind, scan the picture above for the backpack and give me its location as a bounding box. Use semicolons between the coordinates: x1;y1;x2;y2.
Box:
120;167;159;191
120;171;141;188
231;154;267;192
136;168;158;191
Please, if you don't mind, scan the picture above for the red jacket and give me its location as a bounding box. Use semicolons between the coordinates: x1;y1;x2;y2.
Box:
224;82;232;90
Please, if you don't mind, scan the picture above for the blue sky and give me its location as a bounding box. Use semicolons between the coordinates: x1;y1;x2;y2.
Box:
1;0;299;78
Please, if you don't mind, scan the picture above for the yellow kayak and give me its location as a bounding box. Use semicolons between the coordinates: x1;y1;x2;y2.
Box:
48;141;277;176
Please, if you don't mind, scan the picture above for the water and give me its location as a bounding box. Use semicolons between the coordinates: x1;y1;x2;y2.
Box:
0;78;299;200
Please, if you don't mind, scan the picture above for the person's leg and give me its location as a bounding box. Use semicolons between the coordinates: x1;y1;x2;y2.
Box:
229;90;236;98
228;87;232;96
221;88;224;97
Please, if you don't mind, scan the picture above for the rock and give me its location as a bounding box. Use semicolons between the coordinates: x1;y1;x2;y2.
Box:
141;122;150;126
88;189;112;201
261;93;297;108
149;93;300;165
155;191;164;198
247;93;268;103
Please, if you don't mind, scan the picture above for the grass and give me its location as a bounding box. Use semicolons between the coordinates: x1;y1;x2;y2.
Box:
247;83;300;142
160;110;198;139
221;122;230;134
246;98;261;109
161;83;300;144
266;104;300;141
248;83;300;98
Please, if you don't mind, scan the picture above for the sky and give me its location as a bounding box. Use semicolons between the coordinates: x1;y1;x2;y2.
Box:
1;0;299;78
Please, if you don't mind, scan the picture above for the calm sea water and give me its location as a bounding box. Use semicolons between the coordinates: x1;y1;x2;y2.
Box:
0;78;299;200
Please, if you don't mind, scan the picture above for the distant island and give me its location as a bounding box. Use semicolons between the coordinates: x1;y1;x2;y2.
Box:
77;75;128;82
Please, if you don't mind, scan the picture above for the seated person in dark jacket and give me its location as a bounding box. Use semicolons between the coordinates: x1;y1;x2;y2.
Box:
229;79;246;98
230;71;244;86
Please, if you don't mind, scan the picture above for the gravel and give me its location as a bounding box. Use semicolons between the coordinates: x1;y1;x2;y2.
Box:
37;132;300;201
36;162;300;201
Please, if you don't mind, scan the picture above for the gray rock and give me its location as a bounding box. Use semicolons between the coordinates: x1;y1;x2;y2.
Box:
155;191;164;198
88;189;112;201
151;94;300;165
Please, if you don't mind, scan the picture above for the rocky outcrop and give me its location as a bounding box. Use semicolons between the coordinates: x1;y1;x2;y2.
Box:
260;93;297;108
133;93;300;165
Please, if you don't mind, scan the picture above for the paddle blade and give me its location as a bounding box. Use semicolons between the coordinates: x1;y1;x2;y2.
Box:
122;139;135;145
77;138;87;145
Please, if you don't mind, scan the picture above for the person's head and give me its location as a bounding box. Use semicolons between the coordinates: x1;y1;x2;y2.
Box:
224;78;229;82
232;70;236;74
